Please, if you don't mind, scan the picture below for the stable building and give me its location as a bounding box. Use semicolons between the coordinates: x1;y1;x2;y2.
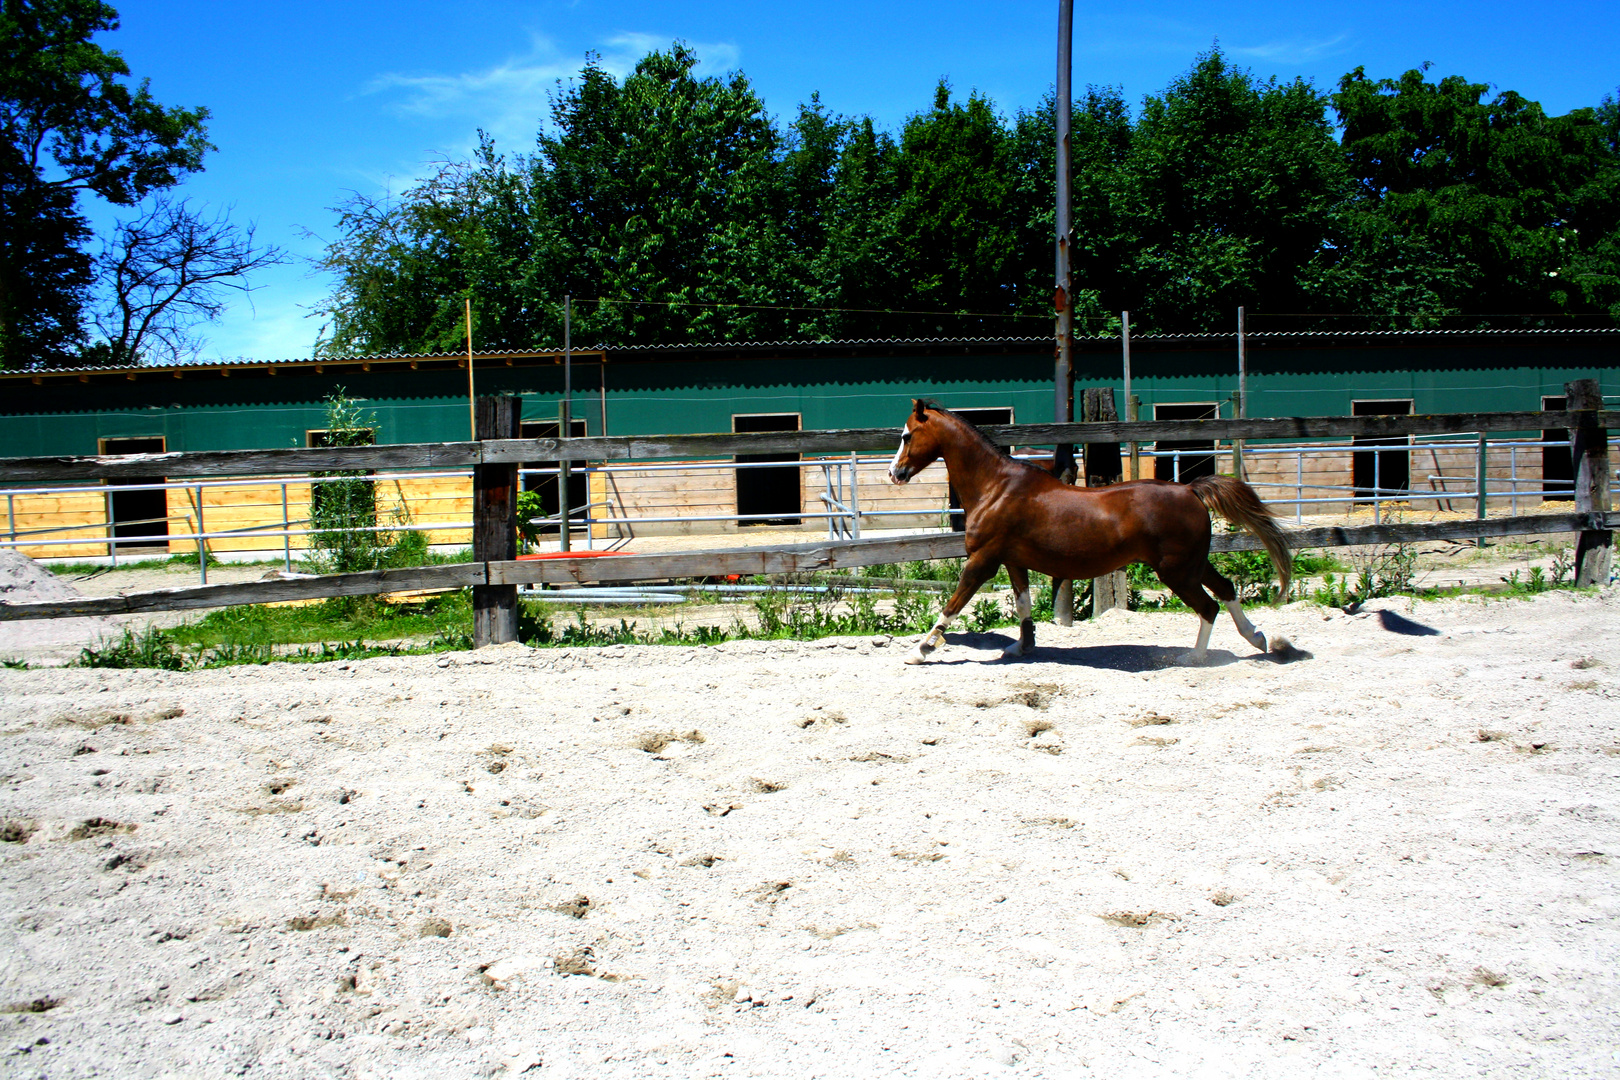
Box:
1;329;1615;559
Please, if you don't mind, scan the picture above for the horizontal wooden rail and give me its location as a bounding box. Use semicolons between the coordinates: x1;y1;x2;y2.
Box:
1;512;1611;622
1206;511;1615;552
2;411;1611;482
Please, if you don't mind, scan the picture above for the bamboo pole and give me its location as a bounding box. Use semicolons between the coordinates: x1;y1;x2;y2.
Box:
465;297;476;440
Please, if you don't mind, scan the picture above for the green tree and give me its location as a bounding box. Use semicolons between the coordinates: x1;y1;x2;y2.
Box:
315;135;555;356
1116;48;1347;330
0;144;91;364
797;115;906;338
1326;64;1620;322
1011;86;1127;333
0;0;211;367
540;45;790;344
892;82;1028;334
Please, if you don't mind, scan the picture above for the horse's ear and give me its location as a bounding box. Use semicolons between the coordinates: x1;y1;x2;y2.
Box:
912;399;927;422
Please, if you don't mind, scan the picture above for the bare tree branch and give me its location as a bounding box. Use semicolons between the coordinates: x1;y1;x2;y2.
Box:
91;195;288;365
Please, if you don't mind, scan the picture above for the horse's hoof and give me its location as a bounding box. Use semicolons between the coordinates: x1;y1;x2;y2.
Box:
905;652;928;666
1250;633;1268;653
1000;643;1025;660
1178;649;1211;666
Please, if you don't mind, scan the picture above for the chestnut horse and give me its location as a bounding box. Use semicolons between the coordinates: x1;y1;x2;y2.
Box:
888;400;1292;665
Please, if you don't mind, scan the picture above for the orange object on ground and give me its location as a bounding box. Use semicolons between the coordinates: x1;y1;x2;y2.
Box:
516;551;634;561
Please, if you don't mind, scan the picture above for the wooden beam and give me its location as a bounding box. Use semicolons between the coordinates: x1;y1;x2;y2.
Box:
1208;511;1613;553
0;564;486;620
4;515;1612;623
484;533;969;586
3;411;1611;481
0;443;480;482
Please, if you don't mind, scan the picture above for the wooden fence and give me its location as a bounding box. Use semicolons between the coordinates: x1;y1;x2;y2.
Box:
0;383;1611;643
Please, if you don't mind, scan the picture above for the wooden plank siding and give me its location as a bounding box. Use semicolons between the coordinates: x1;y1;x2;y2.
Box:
0;488;113;559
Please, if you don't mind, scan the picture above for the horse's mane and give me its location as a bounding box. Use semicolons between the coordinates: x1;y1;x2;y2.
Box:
921;401;1050;474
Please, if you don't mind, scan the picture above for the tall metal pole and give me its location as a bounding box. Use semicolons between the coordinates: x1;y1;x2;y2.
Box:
1234;306;1246;481
1054;0;1075;466
1123;311;1138;481
560;295;572;553
1053;0;1076;625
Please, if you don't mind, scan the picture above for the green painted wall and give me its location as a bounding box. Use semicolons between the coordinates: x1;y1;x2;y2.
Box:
2;340;1615;459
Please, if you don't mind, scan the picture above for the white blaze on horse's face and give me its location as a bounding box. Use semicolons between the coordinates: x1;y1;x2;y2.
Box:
888;425;914;484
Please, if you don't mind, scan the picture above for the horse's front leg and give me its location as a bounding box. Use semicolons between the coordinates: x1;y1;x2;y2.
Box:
906;553;999;665
1000;565;1035;660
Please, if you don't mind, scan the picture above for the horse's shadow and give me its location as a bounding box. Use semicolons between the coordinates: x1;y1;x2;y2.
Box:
939;632;1311;671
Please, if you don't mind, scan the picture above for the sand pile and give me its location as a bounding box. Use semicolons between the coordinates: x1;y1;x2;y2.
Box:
0;550;110;660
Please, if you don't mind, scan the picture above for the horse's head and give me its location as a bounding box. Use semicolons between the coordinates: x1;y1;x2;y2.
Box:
888;399;945;484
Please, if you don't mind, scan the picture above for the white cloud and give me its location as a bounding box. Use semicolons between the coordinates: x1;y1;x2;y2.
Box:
597;33;742;79
362;31;744;152
364;35;572;146
1228;34;1352;65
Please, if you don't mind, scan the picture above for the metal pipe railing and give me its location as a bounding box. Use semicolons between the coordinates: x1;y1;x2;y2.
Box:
3;433;1611;577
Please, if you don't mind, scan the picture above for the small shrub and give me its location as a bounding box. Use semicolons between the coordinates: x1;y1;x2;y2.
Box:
76;626;187;671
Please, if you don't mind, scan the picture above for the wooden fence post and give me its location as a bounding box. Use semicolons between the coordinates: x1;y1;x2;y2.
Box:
473;395;522;646
1567;378;1612;587
1083;387;1129;613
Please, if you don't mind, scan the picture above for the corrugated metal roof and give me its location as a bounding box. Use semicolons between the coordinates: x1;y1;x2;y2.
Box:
6;327;1616;377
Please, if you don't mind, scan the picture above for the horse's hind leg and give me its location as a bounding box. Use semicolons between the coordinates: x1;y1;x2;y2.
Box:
1203;561;1268;652
1157;559;1223;664
1000;565;1035;660
907;552;998;665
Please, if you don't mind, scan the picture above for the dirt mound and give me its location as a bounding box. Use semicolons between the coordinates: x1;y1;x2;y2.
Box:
0;549;83;604
0;551;109;660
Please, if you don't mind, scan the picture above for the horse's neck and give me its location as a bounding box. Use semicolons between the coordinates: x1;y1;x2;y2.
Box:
939;426;1012;510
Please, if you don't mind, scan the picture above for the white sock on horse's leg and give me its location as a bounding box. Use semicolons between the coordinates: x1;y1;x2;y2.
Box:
1223;600;1267;651
1002;589;1033;659
1180;616;1215;664
907;612;957;665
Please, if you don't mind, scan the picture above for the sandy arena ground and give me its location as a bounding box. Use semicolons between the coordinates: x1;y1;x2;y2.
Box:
0;587;1617;1079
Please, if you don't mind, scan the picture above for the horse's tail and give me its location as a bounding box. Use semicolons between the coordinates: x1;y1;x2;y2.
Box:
1188;474;1293;598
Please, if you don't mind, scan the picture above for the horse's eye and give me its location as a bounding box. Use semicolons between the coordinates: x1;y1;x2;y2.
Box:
901;432;911;442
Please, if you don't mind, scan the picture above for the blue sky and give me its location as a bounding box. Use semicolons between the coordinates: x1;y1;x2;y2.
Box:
93;0;1620;361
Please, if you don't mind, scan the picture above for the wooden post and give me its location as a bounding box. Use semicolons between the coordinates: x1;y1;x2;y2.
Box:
473;395;522;647
1567;378;1612;587
1084;387;1128;613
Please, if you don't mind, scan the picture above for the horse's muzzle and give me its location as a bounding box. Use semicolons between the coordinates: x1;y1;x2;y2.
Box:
889;465;912;484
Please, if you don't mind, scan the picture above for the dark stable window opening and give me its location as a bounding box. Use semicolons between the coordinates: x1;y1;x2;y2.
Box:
521;420;588;533
1350;400;1412;499
1541;396;1574;501
734;414;801;526
1152;403;1219;483
100;436;169;549
948;408;1014;532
